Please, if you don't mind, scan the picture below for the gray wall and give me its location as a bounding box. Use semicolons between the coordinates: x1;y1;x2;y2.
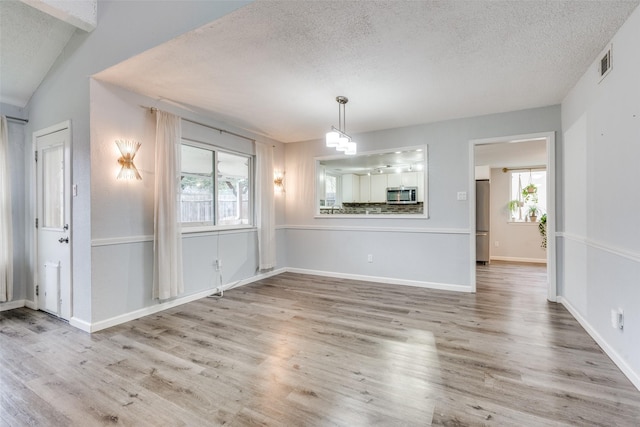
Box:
283;105;561;289
89;80;283;325
561;5;640;386
0;103;28;304
24;1;252;324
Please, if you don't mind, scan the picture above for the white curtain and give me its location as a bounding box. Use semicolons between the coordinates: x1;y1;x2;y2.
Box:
153;111;184;300
255;142;276;271
0;116;13;302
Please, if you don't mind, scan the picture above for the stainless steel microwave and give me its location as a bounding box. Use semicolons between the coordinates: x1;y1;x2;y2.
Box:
386;187;418;204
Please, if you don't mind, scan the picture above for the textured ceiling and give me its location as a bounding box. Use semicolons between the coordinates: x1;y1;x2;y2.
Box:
94;0;640;143
0;1;77;107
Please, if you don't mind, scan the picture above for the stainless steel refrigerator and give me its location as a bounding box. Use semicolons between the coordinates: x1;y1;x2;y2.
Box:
476;180;490;264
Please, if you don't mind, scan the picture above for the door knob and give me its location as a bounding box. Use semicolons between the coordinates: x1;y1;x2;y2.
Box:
58;237;69;244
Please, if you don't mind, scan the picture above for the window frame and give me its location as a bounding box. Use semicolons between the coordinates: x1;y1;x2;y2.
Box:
180;138;254;233
508;168;547;224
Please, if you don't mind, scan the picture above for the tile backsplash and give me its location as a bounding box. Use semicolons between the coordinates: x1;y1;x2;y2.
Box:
320;202;424;215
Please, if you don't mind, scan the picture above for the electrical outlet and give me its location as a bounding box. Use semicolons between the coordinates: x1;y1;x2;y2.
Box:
367;254;373;263
457;191;467;201
215;259;222;271
494;241;500;247
611;308;624;330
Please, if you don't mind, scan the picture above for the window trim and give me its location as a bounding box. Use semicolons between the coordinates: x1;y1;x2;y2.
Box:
180;139;254;232
507;168;547;224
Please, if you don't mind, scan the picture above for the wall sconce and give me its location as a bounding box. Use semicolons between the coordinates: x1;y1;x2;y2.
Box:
115;139;142;180
274;170;285;193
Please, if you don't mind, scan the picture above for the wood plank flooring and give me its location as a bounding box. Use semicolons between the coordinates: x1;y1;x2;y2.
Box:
2;261;640;426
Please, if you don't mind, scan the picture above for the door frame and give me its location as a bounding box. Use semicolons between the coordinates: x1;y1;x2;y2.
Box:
32;120;73;315
468;131;556;301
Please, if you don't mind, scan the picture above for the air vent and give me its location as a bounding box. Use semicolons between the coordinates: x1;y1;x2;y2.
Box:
598;44;612;82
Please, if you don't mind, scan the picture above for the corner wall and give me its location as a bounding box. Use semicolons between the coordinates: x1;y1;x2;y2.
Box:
284;106;561;289
89;80;284;327
24;0;252;324
560;4;640;388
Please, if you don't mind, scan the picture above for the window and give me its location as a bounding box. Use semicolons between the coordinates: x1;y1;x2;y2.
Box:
509;170;546;222
325;174;337;207
180;142;252;228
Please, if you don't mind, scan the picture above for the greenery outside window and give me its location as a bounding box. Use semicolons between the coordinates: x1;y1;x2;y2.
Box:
180;141;252;228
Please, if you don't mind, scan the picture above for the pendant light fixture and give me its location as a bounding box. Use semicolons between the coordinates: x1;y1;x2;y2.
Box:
326;96;357;155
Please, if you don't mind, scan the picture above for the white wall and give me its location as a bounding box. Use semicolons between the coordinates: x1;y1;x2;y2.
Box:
561;4;640;388
489;168;546;263
24;1;252;324
284;106;561;290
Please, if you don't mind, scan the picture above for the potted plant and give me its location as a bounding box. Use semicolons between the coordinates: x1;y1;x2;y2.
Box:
528;205;538;222
538;213;547;249
522;184;538;203
507;199;521;220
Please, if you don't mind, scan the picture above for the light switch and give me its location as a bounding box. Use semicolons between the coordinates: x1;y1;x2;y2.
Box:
457;191;467;201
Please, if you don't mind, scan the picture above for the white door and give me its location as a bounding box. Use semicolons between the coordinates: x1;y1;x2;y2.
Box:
35;123;71;320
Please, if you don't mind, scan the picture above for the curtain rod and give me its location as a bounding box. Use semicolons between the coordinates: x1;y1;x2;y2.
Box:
142;106;256;143
502;166;546;173
5;115;29;124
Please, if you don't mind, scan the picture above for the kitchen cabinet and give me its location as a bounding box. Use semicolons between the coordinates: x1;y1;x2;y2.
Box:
341;174;360;203
370;174;388;202
388;172;419;187
387;172;424;201
359;175;371;202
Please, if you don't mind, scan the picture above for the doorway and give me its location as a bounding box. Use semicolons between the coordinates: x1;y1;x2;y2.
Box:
469;132;556;301
33;121;72;320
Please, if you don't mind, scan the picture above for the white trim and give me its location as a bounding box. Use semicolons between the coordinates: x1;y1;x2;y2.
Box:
469;131;556;300
69;316;92;332
558;296;640;392
287;268;472;293
0;299;27;312
66;266;471;333
74;268;287;333
490;256;547;264
91;227;258;247
25;299;37;310
558;232;640;263
91;235;153;247
282;224;469;235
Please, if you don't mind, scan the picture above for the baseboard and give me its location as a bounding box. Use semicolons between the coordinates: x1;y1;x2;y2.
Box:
558;296;640;391
0;299;26;312
69;317;92;332
85;268;288;333
24;299;37;310
285;268;473;293
490;256;547;264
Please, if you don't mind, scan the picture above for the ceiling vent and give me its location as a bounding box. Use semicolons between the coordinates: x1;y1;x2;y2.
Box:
598;44;612;82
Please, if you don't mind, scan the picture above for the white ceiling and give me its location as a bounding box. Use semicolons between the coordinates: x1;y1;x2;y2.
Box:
0;1;77;107
93;0;640;143
475;139;547;169
0;0;96;108
2;1;639;141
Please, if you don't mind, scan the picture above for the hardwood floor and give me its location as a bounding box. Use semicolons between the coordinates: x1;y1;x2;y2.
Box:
2;262;640;426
